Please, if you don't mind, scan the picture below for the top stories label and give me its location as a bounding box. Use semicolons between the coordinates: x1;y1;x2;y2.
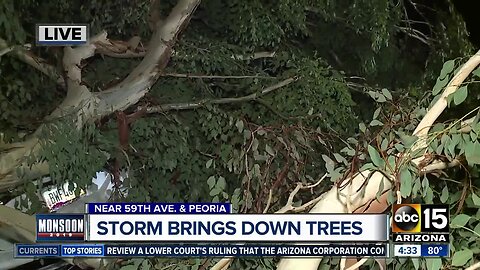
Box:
86;203;231;214
36;214;85;242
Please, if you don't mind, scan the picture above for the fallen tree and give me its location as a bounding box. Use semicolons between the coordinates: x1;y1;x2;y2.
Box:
275;50;480;270
2;27;479;270
208;50;480;270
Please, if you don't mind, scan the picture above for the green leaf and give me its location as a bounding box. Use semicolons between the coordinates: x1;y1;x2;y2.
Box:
446;92;455;107
210;188;220;196
235;120;244;133
387;156;396;171
373;108;381;119
368;145;384;168
376;179;384;201
453;86;468;105
394;143;404;152
359;123;366;133
207;176;216;189
206;159;213;169
360;162;375;171
120;259;143;270
440;186;449;203
471;131;478;142
425;187;434;204
368;91;387;102
399;134;417;148
376;94;387;103
216;176;226;190
387;190;396;204
141;259;150;269
422;177;429;195
448;134;460;156
451;249;473;266
329;167;343;182
472;193;480;206
411;258;420;270
474;223;480;235
294;130;307;145
382;88;392;100
472;67;480;78
432;76;449;95
253;164;261;177
252;138;259;152
451;214;470;227
399;169;412;197
465;141;480;165
369;119;383;126
425;258;442;270
472;110;480;128
244;130;252;140
439;59;455;79
322;154;335;173
265;144;275;156
380;138;389;151
367;90;377;99
412;177;421;196
333;153;347;164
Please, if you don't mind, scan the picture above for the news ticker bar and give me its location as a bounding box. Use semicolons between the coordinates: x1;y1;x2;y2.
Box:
394;244;449;257
15;243;389;258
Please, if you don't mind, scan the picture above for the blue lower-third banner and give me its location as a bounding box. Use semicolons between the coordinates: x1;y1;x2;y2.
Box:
15;243;388;257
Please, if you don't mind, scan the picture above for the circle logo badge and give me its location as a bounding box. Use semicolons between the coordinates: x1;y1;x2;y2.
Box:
393;205;419;231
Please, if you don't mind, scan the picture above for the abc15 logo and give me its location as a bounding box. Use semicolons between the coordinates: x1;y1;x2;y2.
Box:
392;204;449;233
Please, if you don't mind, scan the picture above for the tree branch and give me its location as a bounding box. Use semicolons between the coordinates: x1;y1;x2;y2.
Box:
97;0;201;113
97;50;146;58
0;44;14;57
161;73;276;79
95;37;147;58
465;261;480;270
45;32;110;128
210;174;326;270
231;51;276;60
146;77;297;113
0;38;64;87
413;50;480;140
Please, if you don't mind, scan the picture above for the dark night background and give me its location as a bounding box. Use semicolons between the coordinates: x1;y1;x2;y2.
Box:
453;0;480;46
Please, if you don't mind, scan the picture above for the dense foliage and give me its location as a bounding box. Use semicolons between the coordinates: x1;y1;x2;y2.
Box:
0;0;479;269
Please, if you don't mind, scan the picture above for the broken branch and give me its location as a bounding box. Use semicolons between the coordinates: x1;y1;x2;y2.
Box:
146;77;297;113
0;38;63;86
